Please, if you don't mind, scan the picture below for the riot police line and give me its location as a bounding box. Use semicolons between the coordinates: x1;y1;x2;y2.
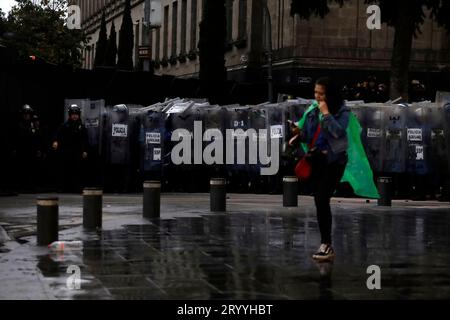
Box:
54;93;450;200
10;94;450;199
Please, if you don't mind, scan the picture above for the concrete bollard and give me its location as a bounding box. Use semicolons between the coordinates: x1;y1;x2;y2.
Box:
83;188;103;230
210;178;226;212
37;197;59;246
283;176;298;207
377;177;392;206
143;181;161;219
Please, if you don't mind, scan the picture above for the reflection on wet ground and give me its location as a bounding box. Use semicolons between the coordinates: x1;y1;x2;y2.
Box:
36;209;450;300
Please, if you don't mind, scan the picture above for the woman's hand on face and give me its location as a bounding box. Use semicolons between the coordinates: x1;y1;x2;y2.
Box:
319;101;330;115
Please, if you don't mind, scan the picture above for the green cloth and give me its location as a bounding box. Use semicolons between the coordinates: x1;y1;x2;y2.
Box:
296;102;380;199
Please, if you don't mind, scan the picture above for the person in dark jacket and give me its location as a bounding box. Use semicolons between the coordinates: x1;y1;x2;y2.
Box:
291;77;350;262
52;104;88;193
14;104;44;192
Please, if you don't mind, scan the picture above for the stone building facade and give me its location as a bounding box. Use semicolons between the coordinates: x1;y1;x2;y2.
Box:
76;0;450;85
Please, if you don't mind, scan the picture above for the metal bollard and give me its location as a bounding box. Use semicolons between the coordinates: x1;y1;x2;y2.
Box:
143;181;161;219
210;178;226;212
377;177;392;206
83;188;103;230
37;197;59;246
283;176;298;207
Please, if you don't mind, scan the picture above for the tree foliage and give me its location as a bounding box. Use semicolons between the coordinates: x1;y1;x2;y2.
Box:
105;21;118;67
117;0;134;71
1;0;86;67
0;9;6;36
290;0;348;19
94;12;108;68
198;0;227;103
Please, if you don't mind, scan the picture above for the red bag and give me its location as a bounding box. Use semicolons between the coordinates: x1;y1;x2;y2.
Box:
295;156;312;180
295;125;321;181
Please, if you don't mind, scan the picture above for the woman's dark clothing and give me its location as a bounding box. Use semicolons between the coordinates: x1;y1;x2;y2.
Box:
311;152;347;244
299;104;350;244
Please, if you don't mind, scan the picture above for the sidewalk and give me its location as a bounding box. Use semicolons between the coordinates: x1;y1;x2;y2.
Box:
1;193;450;299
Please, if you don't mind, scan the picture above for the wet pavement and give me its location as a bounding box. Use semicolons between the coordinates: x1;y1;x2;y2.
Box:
1;193;450;300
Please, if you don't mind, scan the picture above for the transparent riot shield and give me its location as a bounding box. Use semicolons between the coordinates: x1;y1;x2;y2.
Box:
225;105;251;193
265;103;287;193
405;104;428;175
405;103;429;199
383;104;407;174
437;92;450;200
248;105;268;193
165;101;198;192
83;99;106;156
108;106;130;165
141;104;167;185
128;106;144;191
422;103;447;198
357;105;384;174
102;104;131;192
200;104;227;190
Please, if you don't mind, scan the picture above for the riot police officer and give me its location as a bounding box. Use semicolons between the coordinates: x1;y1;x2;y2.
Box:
52;104;88;193
14;104;44;192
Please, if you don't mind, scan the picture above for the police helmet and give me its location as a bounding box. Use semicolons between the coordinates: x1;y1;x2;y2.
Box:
113;104;128;113
68;104;81;115
22;104;34;114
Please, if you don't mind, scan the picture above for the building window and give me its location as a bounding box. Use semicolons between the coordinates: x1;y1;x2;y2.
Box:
180;0;187;54
163;5;169;58
171;1;178;58
226;0;234;44
238;0;247;39
190;0;198;52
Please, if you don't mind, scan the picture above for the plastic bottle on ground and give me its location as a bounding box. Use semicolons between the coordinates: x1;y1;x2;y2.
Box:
48;241;83;251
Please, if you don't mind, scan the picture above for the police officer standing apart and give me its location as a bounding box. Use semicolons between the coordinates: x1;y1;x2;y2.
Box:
14;104;44;193
52;104;88;193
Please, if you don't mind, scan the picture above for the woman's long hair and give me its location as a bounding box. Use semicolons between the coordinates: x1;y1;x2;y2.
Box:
315;77;344;115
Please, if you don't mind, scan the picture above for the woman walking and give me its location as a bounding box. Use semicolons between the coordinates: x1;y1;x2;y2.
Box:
291;77;350;262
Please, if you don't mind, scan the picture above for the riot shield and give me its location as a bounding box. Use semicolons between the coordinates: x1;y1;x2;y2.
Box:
248;105;268;193
225;105;251;192
165;101;198;192
200;104;227;190
383;104;407;174
265;103;287;193
102;104;131;192
405;104;429;174
83;99;106;155
405;103;429;199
